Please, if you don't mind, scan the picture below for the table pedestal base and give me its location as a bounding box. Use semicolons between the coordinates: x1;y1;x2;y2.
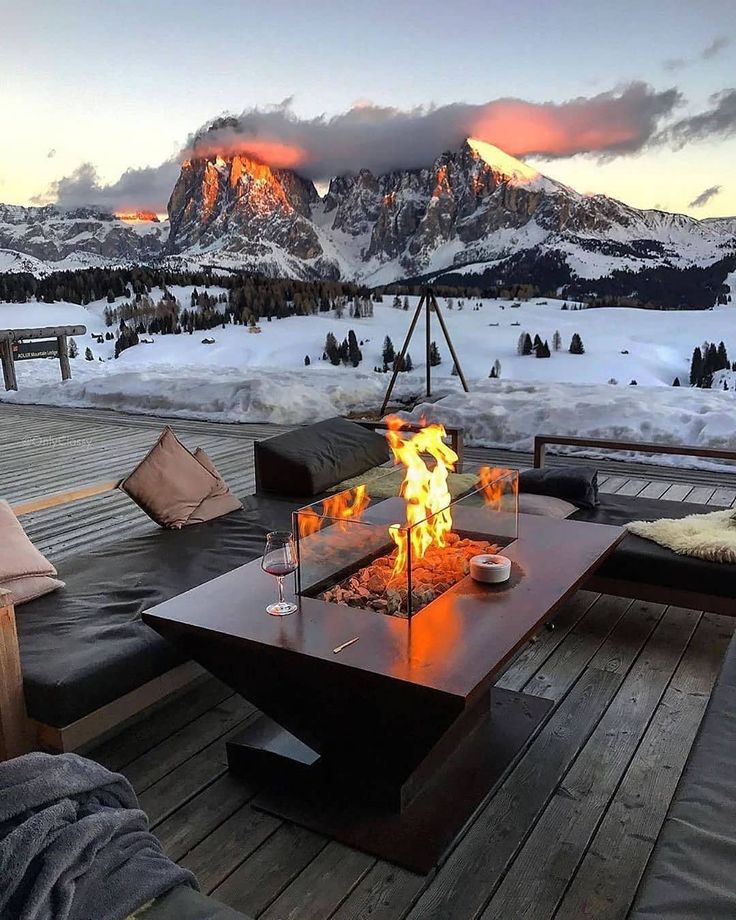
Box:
227;688;553;873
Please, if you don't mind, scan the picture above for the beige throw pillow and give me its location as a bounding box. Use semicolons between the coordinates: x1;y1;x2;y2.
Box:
0;500;65;606
120;427;220;528
188;448;243;523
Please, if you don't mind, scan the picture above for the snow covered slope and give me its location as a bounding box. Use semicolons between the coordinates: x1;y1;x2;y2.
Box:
3;292;736;456
0;205;167;272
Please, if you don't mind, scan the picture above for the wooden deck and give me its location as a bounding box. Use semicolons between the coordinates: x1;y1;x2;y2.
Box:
2;402;735;919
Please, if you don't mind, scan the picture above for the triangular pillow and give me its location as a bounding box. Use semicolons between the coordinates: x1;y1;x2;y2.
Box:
188;449;243;524
120;427;220;528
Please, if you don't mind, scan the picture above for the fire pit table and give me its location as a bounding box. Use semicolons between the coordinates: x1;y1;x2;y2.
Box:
143;512;623;873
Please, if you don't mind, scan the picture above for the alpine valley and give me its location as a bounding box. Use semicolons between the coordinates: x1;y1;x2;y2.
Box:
3;139;735;306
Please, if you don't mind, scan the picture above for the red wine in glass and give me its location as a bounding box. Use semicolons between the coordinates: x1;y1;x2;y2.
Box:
261;531;298;616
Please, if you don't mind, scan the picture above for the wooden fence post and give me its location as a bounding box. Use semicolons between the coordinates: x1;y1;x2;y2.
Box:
1;338;18;391
57;334;71;381
0;588;30;760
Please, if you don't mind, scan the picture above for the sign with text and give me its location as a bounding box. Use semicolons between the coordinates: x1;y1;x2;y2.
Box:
12;339;59;361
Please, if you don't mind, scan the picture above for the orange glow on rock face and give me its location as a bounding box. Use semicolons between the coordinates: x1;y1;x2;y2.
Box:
470;102;640;158
385;417;458;576
114;210;158;222
191;138;306;170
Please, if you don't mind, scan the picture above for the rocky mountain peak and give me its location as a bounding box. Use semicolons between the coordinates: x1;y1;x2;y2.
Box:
166;154;322;261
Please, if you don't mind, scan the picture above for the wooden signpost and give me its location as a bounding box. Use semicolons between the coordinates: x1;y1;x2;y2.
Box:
0;325;86;391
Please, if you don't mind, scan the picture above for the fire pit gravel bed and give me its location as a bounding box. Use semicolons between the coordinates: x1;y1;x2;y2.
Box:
319;532;499;617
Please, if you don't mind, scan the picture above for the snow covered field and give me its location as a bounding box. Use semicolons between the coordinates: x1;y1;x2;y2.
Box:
1;291;735;460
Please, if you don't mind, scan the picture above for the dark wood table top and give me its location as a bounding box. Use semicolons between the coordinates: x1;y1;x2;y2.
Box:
143;514;623;707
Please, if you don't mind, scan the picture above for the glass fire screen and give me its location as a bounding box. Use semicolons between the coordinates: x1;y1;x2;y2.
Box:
293;467;519;618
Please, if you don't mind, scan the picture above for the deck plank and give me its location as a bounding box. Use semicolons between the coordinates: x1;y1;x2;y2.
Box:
404;598;664;920
553;612;733;920
479;605;699;920
259;842;374;920
211;825;327;917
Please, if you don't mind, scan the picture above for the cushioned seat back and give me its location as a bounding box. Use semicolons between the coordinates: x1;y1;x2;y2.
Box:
254;418;389;497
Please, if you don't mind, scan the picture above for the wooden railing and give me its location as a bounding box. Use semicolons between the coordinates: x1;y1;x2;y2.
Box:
533;435;736;470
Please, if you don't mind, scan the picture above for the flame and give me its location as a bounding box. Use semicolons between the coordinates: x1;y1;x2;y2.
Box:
478;466;518;509
385;417;458;576
297;485;370;539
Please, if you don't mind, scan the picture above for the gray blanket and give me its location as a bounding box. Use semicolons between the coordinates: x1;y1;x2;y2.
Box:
0;752;197;920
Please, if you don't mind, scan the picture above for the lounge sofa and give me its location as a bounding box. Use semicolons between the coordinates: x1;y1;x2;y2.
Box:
0;417;397;757
628;628;736;918
534;435;736;616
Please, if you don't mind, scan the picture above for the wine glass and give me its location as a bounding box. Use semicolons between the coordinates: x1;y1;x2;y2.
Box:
261;531;298;616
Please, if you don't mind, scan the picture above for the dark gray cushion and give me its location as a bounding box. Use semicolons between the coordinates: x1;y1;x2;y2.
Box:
254;418;389;497
571;494;736;597
141;886;251;920
16;496;300;727
520;466;599;510
629;636;736;919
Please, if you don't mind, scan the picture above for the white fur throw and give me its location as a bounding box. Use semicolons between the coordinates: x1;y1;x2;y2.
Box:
626;509;736;563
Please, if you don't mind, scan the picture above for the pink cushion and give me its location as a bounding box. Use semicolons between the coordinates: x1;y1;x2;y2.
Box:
3;575;66;606
0;500;65;606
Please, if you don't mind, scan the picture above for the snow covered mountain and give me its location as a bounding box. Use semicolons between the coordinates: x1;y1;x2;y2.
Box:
0;205;166;273
164;139;736;284
2;141;735;285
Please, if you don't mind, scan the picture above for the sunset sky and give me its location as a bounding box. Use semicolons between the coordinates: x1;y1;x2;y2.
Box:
2;0;735;218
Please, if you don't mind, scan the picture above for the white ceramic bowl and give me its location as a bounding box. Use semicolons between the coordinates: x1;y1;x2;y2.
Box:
469;553;511;584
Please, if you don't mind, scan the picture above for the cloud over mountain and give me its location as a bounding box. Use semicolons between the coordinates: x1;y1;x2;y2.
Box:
33;160;180;213
187;83;681;180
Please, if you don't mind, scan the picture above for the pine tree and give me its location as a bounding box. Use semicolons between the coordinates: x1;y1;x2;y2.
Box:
522;333;533;356
552;330;562;352
489;366;498;378
347;329;362;367
403;295;410;311
324;332;340;366
68;338;78;358
533;334;543;352
404;353;413;372
451;362;458;376
429;341;442;366
690;346;703;386
382;336;396;371
85;347;94;361
717;341;729;370
569;333;585;355
517;333;527;355
493;358;502;377
304;355;310;366
672;376;680;386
